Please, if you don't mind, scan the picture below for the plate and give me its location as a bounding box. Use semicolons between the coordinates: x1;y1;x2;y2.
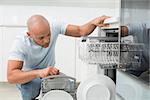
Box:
77;74;115;100
104;17;119;24
42;90;73;100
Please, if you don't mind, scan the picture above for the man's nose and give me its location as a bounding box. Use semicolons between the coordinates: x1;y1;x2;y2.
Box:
44;38;50;43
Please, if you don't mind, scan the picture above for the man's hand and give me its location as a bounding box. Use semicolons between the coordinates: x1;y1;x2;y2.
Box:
92;15;110;27
37;67;59;78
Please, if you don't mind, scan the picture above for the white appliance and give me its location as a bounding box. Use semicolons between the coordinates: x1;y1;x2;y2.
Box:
76;17;143;100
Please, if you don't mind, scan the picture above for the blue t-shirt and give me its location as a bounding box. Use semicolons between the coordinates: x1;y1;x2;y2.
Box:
8;21;68;71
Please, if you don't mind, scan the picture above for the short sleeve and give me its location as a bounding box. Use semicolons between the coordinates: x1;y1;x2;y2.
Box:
51;21;68;35
8;39;26;61
60;21;68;35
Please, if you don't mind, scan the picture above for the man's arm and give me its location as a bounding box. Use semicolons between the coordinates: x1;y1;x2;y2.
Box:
65;16;110;37
7;60;59;84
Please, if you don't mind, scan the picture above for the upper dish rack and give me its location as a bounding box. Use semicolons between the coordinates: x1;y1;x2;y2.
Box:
78;37;144;69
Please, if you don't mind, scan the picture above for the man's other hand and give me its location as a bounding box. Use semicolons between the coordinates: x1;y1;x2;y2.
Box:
37;67;59;78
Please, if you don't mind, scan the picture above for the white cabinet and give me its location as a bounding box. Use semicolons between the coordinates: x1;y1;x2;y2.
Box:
0;28;3;81
55;35;76;77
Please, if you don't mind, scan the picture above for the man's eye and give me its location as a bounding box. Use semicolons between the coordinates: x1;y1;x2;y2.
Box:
47;34;50;36
39;37;44;40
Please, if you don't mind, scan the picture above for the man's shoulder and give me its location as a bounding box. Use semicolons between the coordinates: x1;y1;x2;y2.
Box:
14;32;31;47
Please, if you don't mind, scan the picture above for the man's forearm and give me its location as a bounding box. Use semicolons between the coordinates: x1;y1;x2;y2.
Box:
79;16;111;36
79;21;96;36
65;16;110;37
8;69;40;84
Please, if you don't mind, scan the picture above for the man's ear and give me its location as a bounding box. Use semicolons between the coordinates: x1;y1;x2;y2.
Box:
26;32;31;37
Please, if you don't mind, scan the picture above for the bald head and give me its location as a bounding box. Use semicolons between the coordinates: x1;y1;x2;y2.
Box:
26;15;51;48
27;15;50;34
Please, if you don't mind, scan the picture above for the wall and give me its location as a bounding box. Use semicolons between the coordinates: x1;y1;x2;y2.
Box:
121;0;150;25
0;0;118;8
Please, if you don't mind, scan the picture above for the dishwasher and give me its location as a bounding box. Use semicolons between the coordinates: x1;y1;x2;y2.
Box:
39;18;143;100
76;25;143;100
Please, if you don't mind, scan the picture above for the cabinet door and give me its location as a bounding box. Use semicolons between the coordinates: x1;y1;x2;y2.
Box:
1;27;26;82
0;28;3;81
55;35;76;78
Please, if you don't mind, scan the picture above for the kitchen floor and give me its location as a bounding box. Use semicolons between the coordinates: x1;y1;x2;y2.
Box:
0;82;21;100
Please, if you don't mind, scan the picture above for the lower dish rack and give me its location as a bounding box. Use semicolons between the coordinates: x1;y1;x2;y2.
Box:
39;74;77;100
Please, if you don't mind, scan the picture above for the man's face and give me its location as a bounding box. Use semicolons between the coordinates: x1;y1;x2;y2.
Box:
30;29;51;48
26;15;51;48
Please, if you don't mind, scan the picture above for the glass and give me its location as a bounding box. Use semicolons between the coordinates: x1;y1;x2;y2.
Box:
120;0;150;84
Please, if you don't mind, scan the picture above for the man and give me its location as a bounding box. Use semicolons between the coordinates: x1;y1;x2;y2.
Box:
121;23;149;77
7;15;110;100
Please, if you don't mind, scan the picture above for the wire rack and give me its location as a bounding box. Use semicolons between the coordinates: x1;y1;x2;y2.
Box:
39;74;77;100
78;37;144;69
